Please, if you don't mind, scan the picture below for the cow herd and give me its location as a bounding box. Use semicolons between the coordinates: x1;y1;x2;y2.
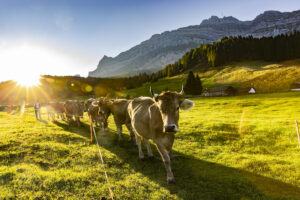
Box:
44;87;194;183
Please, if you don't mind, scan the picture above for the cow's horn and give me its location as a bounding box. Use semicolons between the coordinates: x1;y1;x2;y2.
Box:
150;86;159;97
179;84;184;95
150;86;155;97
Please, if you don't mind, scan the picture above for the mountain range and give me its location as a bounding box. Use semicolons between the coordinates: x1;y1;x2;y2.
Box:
88;10;300;78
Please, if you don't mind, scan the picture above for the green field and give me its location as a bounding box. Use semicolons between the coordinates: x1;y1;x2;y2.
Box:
123;60;300;97
1;92;300;199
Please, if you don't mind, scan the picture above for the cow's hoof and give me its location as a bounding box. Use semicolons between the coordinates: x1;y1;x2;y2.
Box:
167;178;176;184
148;155;154;160
139;157;145;161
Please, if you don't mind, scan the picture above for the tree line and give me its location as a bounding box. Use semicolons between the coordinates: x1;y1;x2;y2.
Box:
153;31;300;77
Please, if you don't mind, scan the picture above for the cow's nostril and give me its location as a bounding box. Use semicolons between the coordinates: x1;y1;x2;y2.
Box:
164;124;177;132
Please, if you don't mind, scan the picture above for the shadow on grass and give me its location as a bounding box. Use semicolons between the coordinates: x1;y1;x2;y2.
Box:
37;119;48;124
54;122;300;200
102;133;300;200
53;121;91;136
53;120;104;140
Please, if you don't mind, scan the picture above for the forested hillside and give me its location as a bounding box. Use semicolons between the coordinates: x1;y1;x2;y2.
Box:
155;31;300;79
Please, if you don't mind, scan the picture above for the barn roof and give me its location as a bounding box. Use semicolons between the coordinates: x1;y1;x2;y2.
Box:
206;86;235;92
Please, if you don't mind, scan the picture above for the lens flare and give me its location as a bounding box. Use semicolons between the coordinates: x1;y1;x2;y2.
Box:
16;76;41;87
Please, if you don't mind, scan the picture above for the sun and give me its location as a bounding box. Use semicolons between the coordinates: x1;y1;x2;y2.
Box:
16;75;41;87
0;43;78;87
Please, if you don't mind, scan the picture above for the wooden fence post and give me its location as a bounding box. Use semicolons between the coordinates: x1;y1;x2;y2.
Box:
295;120;300;148
239;109;247;135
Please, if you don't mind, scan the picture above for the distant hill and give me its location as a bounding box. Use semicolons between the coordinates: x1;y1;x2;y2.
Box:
124;60;300;97
89;10;300;78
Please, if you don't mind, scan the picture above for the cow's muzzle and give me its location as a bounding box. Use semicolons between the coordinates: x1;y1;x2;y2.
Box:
164;124;178;133
98;110;105;115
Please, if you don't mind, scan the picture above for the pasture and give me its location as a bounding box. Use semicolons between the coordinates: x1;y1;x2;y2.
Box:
124;60;300;97
1;92;300;199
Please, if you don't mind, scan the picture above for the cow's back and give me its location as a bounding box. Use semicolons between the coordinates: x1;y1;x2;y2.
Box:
53;102;65;113
64;101;73;115
110;99;131;124
129;97;159;140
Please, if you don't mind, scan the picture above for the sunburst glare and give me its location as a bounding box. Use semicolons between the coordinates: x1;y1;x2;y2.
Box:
16;75;41;87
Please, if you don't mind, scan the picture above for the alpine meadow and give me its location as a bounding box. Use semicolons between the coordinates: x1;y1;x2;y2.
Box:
1;1;300;200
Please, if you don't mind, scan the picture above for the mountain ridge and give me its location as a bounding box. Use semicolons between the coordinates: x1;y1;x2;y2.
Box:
89;9;300;78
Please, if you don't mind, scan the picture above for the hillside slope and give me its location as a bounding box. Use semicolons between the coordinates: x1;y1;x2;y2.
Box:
89;10;300;78
124;60;300;97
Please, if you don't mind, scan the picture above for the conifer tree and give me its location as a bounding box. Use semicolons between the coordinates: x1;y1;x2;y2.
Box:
184;71;202;95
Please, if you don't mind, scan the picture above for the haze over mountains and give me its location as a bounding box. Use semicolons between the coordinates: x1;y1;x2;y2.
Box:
89;10;300;78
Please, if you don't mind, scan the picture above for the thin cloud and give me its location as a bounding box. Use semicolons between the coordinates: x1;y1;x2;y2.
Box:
55;11;73;31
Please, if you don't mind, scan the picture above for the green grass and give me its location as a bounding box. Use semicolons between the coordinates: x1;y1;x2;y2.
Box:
123;60;300;97
1;92;300;199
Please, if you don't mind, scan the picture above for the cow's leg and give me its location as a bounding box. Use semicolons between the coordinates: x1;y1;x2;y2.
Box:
67;116;72;126
116;124;123;141
62;113;65;120
136;135;144;160
100;120;106;135
144;139;153;158
69;116;73;125
51;112;54;121
95;118;99;127
125;123;135;143
76;116;81;127
104;115;109;131
156;143;175;184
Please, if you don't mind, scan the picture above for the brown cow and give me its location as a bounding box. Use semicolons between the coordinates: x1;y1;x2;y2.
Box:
64;100;85;127
84;98;96;112
97;97;111;130
85;98;104;128
46;102;65;121
92;98;135;142
127;86;194;183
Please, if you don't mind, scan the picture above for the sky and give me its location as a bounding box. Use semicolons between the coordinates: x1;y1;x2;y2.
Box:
0;0;299;83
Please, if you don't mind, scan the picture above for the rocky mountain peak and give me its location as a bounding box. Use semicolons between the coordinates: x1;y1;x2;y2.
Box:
200;15;242;25
89;9;300;78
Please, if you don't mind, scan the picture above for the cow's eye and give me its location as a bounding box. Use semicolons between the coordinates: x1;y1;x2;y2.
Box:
176;106;179;111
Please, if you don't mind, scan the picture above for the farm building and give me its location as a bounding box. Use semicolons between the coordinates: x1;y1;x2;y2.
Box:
248;87;256;94
290;82;300;91
203;86;236;97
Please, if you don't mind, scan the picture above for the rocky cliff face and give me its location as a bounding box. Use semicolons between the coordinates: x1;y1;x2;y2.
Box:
89;10;300;77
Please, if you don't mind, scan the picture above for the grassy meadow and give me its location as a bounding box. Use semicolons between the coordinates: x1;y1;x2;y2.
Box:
124;60;300;97
1;92;300;199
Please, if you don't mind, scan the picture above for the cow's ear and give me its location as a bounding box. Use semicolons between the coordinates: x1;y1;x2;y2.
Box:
179;99;194;110
91;101;99;107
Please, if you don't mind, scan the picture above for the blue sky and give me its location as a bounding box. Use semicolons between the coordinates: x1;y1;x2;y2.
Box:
0;0;299;81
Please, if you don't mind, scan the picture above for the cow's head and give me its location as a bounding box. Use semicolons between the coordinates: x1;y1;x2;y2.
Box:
150;86;194;133
91;98;108;115
91;98;112;123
